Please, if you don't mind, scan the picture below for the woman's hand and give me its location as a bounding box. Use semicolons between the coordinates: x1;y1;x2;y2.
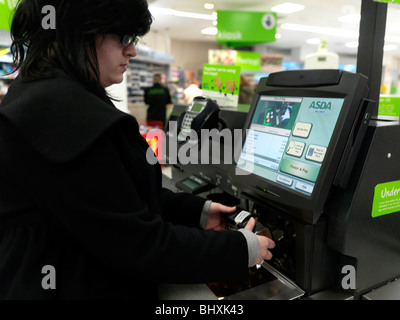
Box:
205;202;236;230
245;218;276;265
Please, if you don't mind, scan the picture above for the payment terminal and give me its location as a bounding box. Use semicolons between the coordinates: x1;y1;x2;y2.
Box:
177;96;220;141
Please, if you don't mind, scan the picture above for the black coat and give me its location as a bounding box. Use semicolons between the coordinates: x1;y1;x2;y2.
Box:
0;70;248;299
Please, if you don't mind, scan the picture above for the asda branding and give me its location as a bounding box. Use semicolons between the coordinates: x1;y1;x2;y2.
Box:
309;101;332;111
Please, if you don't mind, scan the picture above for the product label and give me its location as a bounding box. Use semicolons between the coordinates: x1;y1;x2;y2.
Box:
234;210;252;224
372;180;400;218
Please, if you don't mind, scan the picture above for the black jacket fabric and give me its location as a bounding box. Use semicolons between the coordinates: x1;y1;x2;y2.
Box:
0;70;248;299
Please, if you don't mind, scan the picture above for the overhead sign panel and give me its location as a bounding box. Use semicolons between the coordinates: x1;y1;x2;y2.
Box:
373;0;400;4
216;10;277;48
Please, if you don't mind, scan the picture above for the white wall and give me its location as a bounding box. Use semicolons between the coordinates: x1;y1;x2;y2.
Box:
143;30;171;54
170;39;223;79
0;29;11;45
106;72;129;114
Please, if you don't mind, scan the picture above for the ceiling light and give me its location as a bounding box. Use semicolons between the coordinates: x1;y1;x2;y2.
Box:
149;6;216;20
204;3;215;10
306;38;320;45
275;33;282;39
271;3;305;14
201;27;218;35
281;23;358;38
174;10;215;20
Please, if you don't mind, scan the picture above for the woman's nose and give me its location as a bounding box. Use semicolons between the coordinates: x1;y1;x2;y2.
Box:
124;43;137;58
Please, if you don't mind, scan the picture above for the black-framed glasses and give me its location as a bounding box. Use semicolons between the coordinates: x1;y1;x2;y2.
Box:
120;35;139;47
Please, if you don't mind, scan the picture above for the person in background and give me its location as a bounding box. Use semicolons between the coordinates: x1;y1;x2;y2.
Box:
177;66;186;89
183;78;203;104
0;0;274;300
239;74;255;105
144;73;172;128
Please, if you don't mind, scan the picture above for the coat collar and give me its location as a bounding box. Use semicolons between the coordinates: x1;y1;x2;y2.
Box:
0;70;136;162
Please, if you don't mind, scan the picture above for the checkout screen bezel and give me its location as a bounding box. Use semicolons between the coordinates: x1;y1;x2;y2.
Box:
237;95;345;197
231;71;368;224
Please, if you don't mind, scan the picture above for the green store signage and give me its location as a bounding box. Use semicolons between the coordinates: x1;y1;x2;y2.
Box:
379;96;400;118
372;180;400;218
202;64;241;107
208;49;261;71
373;0;400;4
217;10;277;48
0;0;17;31
236;51;261;71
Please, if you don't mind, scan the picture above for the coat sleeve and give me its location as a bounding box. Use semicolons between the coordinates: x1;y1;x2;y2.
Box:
11;128;249;284
160;188;207;228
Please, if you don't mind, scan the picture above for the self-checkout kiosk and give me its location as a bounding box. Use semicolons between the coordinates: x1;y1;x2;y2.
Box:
162;69;400;300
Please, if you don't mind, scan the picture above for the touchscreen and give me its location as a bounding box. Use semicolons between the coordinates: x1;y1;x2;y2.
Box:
237;96;344;195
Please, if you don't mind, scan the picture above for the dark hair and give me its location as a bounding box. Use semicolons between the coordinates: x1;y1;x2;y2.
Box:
10;0;153;101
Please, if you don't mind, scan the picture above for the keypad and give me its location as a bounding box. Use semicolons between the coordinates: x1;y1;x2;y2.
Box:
181;112;197;131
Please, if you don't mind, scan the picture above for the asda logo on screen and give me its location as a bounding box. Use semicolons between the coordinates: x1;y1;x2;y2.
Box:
308;101;332;113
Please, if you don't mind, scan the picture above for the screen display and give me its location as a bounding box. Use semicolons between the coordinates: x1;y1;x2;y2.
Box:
237;96;345;196
191;103;204;113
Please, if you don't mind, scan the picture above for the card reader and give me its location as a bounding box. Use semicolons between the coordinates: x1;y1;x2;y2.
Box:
175;175;213;195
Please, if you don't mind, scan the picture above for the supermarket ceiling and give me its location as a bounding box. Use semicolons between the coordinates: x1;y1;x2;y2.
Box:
146;0;400;56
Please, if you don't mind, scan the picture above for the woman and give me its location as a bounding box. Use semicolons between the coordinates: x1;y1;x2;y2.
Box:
0;0;274;299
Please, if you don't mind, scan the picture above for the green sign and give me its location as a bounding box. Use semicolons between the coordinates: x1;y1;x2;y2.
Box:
208;50;261;71
372;180;400;218
0;0;17;31
236;51;261;71
373;0;400;4
217;10;277;48
379;96;400;118
202;64;241;107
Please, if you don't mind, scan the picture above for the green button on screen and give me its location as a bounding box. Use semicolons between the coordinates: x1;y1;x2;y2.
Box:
280;158;320;182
